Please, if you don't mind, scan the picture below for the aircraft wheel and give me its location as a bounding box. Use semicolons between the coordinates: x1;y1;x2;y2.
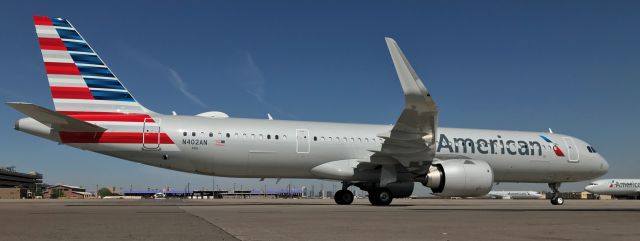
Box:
334;189;354;205
548;183;564;206
368;188;393;206
550;195;564;205
368;191;380;205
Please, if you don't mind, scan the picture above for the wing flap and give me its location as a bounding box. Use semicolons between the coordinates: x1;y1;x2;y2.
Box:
7;102;106;132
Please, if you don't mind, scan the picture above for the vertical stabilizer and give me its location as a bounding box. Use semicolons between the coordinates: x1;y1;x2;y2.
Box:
33;16;152;116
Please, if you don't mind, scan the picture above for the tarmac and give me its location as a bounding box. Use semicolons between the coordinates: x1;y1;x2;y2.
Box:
0;198;638;241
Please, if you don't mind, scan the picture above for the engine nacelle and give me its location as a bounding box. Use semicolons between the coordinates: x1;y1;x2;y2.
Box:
423;159;493;197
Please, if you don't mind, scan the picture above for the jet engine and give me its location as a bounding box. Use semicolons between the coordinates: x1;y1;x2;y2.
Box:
422;159;493;197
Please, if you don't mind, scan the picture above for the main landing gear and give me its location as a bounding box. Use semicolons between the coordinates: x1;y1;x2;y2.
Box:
334;189;354;205
548;183;564;205
334;182;354;205
334;182;395;206
368;188;393;206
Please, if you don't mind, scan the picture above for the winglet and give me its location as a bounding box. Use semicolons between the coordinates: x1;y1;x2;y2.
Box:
385;37;435;109
384;37;438;132
380;38;439;169
6;102;106;132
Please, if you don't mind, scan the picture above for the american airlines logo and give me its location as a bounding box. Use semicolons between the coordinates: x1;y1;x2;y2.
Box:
539;135;565;157
436;134;564;157
609;180;640;188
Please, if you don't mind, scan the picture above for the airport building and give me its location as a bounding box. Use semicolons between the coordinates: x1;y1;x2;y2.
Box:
0;166;43;199
43;184;93;199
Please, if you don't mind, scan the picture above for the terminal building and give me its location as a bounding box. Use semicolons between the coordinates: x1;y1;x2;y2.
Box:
0;166;43;199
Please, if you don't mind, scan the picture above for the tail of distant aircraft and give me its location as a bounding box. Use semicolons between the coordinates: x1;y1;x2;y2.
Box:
33;16;153;120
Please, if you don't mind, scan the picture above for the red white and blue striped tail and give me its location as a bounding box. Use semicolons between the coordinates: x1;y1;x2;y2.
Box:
33;16;153;120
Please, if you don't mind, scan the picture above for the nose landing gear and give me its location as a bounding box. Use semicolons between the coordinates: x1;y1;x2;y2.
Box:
548;183;564;205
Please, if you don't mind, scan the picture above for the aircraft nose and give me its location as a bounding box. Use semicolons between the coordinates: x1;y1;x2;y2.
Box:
600;157;609;174
585;185;593;192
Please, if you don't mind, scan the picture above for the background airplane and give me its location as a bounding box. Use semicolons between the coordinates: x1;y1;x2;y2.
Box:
486;190;544;199
585;179;640;197
9;16;609;206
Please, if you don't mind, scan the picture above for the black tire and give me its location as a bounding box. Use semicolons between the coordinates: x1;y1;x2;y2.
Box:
334;190;354;205
368;188;393;206
368;191;380;205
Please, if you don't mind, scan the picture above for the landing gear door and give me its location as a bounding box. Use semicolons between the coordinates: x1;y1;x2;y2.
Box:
143;118;161;150
562;137;579;163
296;129;310;154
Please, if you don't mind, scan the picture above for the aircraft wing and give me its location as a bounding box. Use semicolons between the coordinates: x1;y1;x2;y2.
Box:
369;38;438;170
7;102;106;132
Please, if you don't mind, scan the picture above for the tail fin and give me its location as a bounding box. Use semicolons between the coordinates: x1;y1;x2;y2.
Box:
33;16;151;115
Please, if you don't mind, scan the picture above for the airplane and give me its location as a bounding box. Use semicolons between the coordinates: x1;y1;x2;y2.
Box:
585;179;640;197
486;190;544;199
8;16;609;206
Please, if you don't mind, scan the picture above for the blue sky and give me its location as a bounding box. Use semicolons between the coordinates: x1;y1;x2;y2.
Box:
0;1;638;194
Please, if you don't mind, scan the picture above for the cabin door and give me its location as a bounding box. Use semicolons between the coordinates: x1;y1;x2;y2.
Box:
562;137;579;163
296;129;310;153
142;118;161;150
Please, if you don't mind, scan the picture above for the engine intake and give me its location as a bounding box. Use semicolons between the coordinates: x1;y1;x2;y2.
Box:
423;159;493;197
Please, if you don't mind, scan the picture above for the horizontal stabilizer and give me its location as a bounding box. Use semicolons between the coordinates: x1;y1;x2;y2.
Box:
6;102;106;132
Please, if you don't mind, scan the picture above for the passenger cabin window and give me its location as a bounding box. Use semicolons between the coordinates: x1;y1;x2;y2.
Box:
226;133;230;138
314;136;317;141
192;132;196;137
183;132;187;136
267;134;271;140
209;132;213;137
283;135;287;140
275;135;279;140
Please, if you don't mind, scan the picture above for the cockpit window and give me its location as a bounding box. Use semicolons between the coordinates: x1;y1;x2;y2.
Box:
587;146;593;153
590;146;597;153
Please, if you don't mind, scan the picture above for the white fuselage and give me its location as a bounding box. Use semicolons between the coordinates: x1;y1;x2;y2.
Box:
585;179;640;196
18;114;608;184
487;191;544;199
